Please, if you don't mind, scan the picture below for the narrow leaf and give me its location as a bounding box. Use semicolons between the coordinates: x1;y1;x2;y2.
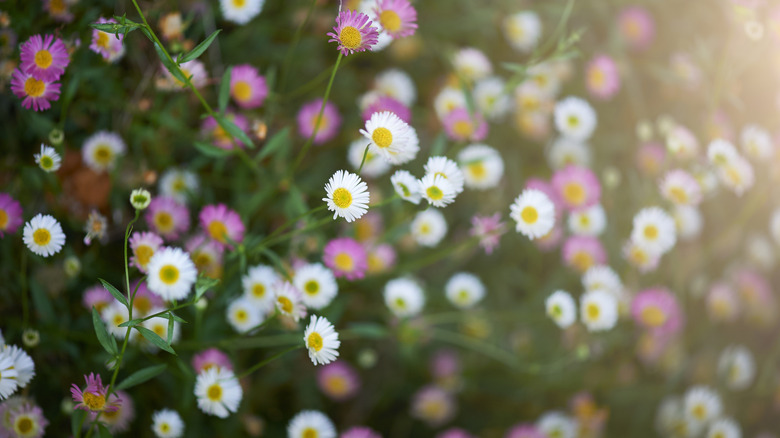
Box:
195;276;220;301
214;114;254;148
194;141;232;158
99;278;128;308
218;66;233;114
135;326;176;355
153;43;187;84
167;315;175;344
116;364;167;391
90;22;141;36
117;318;144;328
178;29;222;64
166;312;187;323
92;307;117;356
71;410;86;438
257;127;290;160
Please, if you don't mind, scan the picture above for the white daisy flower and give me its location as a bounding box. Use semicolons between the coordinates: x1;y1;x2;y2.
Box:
582;265;622;296
717;345;755;391
673;205;703;241
452;47;492;82
547;137;592;169
1;345;34;388
303;315;340;366
348;138;391;178
242;264;279;312
293;263;338;310
384;277;425;318
418;173;457;208
537;411;578;438
101;300;130;338
580;289;618;332
660;169;702;206
458;144;504;190
706;418;741;438
360;111;420;165
445;272;485;309
220;0;264;25
434;87;467;120
666;125;700;160
159;168;199;204
504;11;542;53
740;124;773;160
545;290;576;328
514;80;551;114
152;409;184;438
554;96;597;141
146;247;198;301
0;353;19;400
374;69;416;106
82;131;126;173
23;214;66;257
34;144;61;172
274;281;307;322
630;207;677;256
226;297;264;334
391;169;423;204
717;155;754;197
567;203;606;236
410;209;447;247
655;397;701;437
474;76;512;120
509;189;556;239
323;170;370;223
287;410;337;438
623;240;660;273
683;386;722;428
194;367;242;418
526;63;561;98
424;156;465;195
369;29;393;52
707;139;739;168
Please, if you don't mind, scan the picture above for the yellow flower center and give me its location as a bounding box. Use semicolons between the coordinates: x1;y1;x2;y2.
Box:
725;166;742;185
83;392;107;411
49;0;66;13
563;182;585;205
521;206;538;224
339;26;363;49
40;155;54;170
232;0;246;7
669;187;688;204
640;305;666;327
307;332;324;351
567;115;580;128
14;416;34;435
93;145;113;165
426;185;444;201
452;120;473;138
302;428;319;438
252;283;266;298
334;253;354;271
160;423;170;433
468;162;486;180
33;228;51;246
456;290;470;305
0;210;7;229
379;10;402;32
550;304;562;318
154;212;174;232
233;80;252;102
207;384;222;401
113;313;124;327
630;247;648;265
159;265;180;285
152;322;166;337
208;220;228;242
277;296;293;313
419;223;431;235
96;32;110;49
331;188;353;209
372;127;393;148
304;280;320;295
134;296;152;314
235;309;248;323
135;245;154;267
324;375;348;396
571;251;594;272
35;49;53;69
24;77;45;97
394;297;406;309
586;303;600;321
588;67;605;88
643;225;658;240
579;215;590;227
691;404;706;420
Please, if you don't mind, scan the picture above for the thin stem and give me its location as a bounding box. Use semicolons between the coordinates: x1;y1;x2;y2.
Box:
236;345;302;379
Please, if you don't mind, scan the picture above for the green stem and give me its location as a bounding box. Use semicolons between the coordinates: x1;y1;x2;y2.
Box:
235;344;302;379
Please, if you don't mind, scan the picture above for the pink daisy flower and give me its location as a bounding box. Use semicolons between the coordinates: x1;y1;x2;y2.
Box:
341;427;382;438
45;0;76;22
70;373;121;413
199;204;245;247
10;68;61;112
130;280;164;315
323;237;368;280
410;385;456;427
3;401;49;438
362;95;412;124
585;54;620;100
374;0;418;39
91;389;134;433
192;348;233;374
202;111;250;150
90;18;125;62
230;64;268;109
366;243;397;274
505;424;546;438
129;231;164;273
562;236;606;273
185;233;225;278
469;213;507;255
551;165;601;212
317;361;360;401
618;6;655;51
0;193;23;237
297;99;342;145
636;142;666;176
83;284;113;312
631;287;683;335
20;34;69;82
622;239;660;274
145;196;190;241
327;10;380;56
442;107;488;142
430;349;460;380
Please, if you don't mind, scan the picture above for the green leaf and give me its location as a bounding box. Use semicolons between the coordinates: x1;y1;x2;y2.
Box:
117;318;144;328
90;21;142;36
116;364;167;391
195;276;220;301
178;29;222;64
214;114;254;148
92;308;118;356
218;66;233;114
193;141;233;158
153;42;187;84
97;423;113;438
257;127;290;160
167;315;175;344
99;278;128;308
166;312;188;323
71;409;86;438
134;326;176;355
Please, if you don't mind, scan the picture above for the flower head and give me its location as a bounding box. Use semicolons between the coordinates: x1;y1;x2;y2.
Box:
194;368;242;418
554;97;597;141
391;170;422;204
297;99;342;145
145;196;190;241
274;281;307;322
470;213;507;255
445;272;485;309
10;68;61;112
411;209;447;247
152;408;184;438
294;263;339;310
361;111;419;165
503;11;542;52
384;277;424;318
0;193;23;238
323;237;368;281
220;0;265;25
229;64;268;109
551;165;601;212
70;373;121;412
304;315;341;366
34;144;61;173
323;170;370;223
20;34;69;82
509;189;556;239
317;361;360;401
443;107;488;142
562;236;606;273
327;10;379;56
585;55;620;100
82;131;126;173
90;18;125;62
23;214;65;257
130;188;152;210
618;6;655;51
288;410;337;438
580;289;618;331
199;204;245;247
546;290;577;329
146;247;198;301
373;0;418;39
631;288;683;335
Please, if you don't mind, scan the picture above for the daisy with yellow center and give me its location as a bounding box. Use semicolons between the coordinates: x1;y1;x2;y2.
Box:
303;315;340;366
22;213;65;257
294;263;338;310
287;410;337;438
194;367;242;418
274;281;307;322
327;10;379;56
384;277;424;318
241;264;279;312
360;110;419;165
226;297;263;334
82;131;126;173
152;408;184;438
323;170;370;223
580;289;618;332
419;173;457;208
630;206;676;257
509;189;556;239
545;290;577;328
220;0;264;25
34;143;62;173
146;247;198;301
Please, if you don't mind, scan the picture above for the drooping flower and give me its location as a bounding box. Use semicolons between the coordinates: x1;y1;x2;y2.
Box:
327;10;380;56
70;373;121;413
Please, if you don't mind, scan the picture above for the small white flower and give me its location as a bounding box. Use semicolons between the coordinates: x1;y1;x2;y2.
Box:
740;124;773;160
348;138;391;178
220;0;264;25
391;170;422;204
545;290;576;328
1;345;34;387
130;188;152;210
141;309;182;350
410;209;447;247
384;277;425;318
547;137;592;170
567;203;606;236
323;170;370;223
287;410;337;438
274;281;307;322
706;418;741;438
445;272;485;309
582;265;622;296
660;169;702;206
194;367;243;418
580;289;618;332
0;353;19;400
360;111;420;165
146;247;198;301
717;345;755;391
452;47;492;82
303;315;340;366
101;300;130;338
554;96;597;141
424;156;465;195
34;144;61;172
242;264;279;312
374;69;416;106
82;131;126;172
152;408;184;438
23;214;66;257
509;189;556;239
294;263;338;310
683;386;722;428
707;139;739;168
474;76;512;120
666;125;699;160
537;411;578;438
716;155;754;197
503;11;543;53
526;63;561;98
458;144;504;190
159;168;199;204
418;173;457;208
226;297;264;334
434;87;467;120
630;207;677;256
